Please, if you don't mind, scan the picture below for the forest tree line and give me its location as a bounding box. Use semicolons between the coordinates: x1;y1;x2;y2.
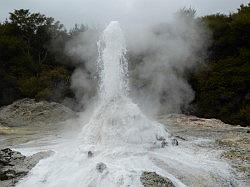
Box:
0;4;249;126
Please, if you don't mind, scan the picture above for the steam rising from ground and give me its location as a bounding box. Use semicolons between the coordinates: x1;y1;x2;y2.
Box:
128;13;208;115
66;10;208;115
65;29;99;108
17;21;232;187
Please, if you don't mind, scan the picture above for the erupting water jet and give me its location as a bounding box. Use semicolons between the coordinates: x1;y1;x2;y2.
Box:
17;21;233;187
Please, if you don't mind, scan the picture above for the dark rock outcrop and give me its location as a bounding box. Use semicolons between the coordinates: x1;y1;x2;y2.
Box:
140;171;175;187
88;151;93;158
96;162;107;173
171;139;178;146
0;148;52;187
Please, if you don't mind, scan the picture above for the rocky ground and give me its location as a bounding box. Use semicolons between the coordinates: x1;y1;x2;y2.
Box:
0;99;249;186
0;98;75;128
0;148;52;187
0;99;78;186
0;99;77;149
159;114;250;186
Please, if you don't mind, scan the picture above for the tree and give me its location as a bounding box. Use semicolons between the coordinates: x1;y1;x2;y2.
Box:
0;9;72;106
190;4;250;126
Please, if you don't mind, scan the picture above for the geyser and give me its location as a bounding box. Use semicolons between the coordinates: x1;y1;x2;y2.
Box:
79;21;170;147
97;21;129;101
17;21;233;187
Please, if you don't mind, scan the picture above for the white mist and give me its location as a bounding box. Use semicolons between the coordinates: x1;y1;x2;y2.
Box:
17;21;233;187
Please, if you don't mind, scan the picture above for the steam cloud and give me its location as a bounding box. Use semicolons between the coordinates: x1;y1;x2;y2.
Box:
127;13;208;115
64;2;209;115
64;29;99;109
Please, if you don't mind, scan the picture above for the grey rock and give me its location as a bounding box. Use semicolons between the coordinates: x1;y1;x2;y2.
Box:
0;98;76;127
88;151;93;158
171;139;178;146
0;148;53;187
96;162;107;173
156;136;169;148
161;140;168;148
156;136;166;141
140;171;175;187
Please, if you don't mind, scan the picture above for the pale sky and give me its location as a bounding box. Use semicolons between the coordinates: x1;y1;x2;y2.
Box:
0;0;249;28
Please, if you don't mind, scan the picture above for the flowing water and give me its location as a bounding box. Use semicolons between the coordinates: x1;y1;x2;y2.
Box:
17;21;234;187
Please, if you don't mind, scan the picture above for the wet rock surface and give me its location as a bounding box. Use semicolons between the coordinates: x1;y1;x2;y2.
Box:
155;136;169;148
96;162;107;173
0;148;52;187
87;151;93;158
159;114;250;187
140;171;175;187
171;139;178;146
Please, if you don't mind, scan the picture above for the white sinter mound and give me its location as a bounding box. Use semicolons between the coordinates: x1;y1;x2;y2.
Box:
17;21;233;187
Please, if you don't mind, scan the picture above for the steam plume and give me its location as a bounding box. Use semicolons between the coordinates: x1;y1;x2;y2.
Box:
65;7;209;115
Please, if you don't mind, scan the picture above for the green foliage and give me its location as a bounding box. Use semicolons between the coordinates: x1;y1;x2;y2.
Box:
0;9;72;105
191;4;250;126
17;66;71;100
